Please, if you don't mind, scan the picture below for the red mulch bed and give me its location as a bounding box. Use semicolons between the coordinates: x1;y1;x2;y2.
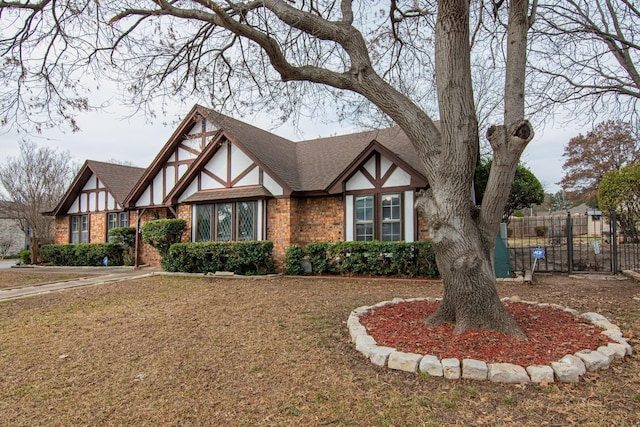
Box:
359;301;615;366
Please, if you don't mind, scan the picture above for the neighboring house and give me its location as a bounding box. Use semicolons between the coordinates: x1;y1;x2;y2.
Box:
0;201;28;257
51;104;431;269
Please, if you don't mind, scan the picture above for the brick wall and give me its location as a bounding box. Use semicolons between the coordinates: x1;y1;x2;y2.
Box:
177;204;192;243
290;196;344;244
266;198;292;271
89;212;107;243
54;217;69;244
264;196;344;270
417;209;430;240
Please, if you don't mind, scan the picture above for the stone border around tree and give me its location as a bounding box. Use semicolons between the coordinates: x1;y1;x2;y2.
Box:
347;296;633;384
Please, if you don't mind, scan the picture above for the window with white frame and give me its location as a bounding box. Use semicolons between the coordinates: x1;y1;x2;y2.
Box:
195;201;258;242
353;193;402;241
381;194;402;241
71;214;89;244
354;195;374;241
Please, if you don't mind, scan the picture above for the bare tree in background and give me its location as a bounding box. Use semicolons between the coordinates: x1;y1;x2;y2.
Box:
531;0;640;125
0;1;536;336
0;141;75;263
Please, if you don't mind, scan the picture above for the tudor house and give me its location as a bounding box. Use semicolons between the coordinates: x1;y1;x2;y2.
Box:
50;104;431;269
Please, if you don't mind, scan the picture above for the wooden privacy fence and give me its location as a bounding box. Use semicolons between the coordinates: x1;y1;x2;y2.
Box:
507;212;640;274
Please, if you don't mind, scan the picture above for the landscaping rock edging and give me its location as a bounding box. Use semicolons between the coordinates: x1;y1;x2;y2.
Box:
347;296;632;384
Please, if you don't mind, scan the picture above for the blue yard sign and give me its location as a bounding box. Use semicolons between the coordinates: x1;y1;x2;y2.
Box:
532;247;545;259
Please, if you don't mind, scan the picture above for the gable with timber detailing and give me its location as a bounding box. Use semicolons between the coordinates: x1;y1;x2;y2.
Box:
133;116;221;207
177;138;284;203
67;174;119;213
345;151;412;192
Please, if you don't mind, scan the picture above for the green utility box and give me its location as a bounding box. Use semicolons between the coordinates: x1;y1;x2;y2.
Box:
494;225;511;278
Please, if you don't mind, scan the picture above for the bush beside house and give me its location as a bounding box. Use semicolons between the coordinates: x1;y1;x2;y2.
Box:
141;219;187;259
41;243;126;266
162;241;275;275
285;241;439;278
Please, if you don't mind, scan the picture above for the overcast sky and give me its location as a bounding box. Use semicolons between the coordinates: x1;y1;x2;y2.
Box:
0;101;580;194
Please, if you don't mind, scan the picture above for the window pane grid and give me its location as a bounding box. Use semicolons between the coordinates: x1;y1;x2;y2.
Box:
381;194;401;241
237;201;256;241
355;196;374;241
216;203;233;241
107;213;117;231
119;212;129;228
195;205;212;242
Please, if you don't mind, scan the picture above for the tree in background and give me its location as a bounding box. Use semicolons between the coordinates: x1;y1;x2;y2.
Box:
598;163;640;242
559;120;640;206
0;141;75;263
475;159;545;223
549;191;573;212
531;1;640;126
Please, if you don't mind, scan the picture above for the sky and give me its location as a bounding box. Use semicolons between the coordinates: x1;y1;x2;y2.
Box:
0;101;579;195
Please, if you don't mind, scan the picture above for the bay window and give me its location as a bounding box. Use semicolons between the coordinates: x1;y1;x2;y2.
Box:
195;201;258;242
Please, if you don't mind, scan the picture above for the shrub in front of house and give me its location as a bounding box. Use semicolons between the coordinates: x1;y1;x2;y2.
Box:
108;226;136;266
162;241;275;275
285;241;439;278
41;243;125;266
284;244;305;275
141;219;187;258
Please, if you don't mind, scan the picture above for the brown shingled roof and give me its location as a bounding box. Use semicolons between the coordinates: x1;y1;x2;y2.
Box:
50;160;145;216
196;108;425;194
201;108;301;192
294;126;425;192
87;160;146;204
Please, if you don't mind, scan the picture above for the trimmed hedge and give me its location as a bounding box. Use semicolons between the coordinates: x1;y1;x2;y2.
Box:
41;243;125;266
284;244;305;275
286;241;439;278
162;241;275;275
141;219;187;258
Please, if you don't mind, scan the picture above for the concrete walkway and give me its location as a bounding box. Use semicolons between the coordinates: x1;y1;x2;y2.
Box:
0;266;158;303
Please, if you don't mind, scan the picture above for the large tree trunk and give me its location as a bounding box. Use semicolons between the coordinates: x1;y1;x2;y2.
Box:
414;0;532;337
416;188;525;337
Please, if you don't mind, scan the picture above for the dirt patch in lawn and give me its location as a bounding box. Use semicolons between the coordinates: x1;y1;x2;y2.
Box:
0;273;638;426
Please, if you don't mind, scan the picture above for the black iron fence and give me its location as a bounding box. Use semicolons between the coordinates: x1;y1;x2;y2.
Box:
507;212;640;274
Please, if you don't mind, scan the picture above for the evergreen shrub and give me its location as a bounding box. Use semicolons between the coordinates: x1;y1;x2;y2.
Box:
284;241;439;278
162;241;275;275
41;243;124;266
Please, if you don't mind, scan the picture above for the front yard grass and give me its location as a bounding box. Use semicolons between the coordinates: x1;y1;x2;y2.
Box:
0;273;638;425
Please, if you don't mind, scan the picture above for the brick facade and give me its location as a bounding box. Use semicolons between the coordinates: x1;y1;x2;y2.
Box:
266;198;292;271
54;217;70;245
290;196;344;245
89;212;107;243
53;197;429;271
417;209;430;241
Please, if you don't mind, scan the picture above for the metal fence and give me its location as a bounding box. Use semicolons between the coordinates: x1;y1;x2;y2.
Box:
507;212;640;274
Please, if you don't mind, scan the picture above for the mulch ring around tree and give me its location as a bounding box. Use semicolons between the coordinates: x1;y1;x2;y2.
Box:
351;294;633;383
